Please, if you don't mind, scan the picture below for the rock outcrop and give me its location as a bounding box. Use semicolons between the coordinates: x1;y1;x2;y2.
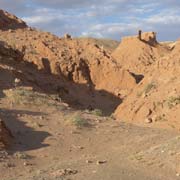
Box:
140;31;157;46
0;29;137;100
0;10;138;114
114;39;180;129
112;31;170;75
0;9;27;30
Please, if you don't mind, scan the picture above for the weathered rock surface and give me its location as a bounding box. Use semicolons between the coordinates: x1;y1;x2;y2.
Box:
0;9;27;30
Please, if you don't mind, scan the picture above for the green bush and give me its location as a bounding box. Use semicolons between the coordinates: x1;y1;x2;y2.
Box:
137;82;156;97
70;112;89;128
167;96;180;109
91;109;103;116
144;83;156;94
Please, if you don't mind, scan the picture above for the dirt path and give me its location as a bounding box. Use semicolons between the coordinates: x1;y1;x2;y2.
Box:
0;101;180;180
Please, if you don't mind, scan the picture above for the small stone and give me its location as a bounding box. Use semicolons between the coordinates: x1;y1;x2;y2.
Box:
145;117;153;123
27;27;33;31
17;114;21;117
77;146;84;150
51;168;78;177
86;160;93;164
96;120;102;123
14;78;21;85
64;34;72;39
152;115;157;122
65;168;78;175
33;122;43;128
39;116;43;120
96;160;107;165
147;109;152;116
142;93;147;98
23;162;28;166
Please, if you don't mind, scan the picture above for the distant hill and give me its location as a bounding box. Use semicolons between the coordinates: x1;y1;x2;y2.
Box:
77;37;119;52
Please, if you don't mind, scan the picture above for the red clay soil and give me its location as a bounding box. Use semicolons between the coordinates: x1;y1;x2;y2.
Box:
0;11;138;114
112;32;171;74
114;39;180;129
0;28;136;101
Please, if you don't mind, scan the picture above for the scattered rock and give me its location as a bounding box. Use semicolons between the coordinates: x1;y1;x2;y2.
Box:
145;117;153;124
64;34;72;39
39;116;44;120
86;160;93;164
74;145;84;150
23;162;32;166
14;78;21;87
96;160;107;165
151;115;157;122
17;114;21;117
51;168;78;177
147;109;153;117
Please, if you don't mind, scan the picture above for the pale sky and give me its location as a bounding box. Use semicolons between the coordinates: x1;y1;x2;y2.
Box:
1;0;180;41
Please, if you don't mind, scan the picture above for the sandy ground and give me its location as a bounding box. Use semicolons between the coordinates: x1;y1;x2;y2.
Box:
0;98;180;180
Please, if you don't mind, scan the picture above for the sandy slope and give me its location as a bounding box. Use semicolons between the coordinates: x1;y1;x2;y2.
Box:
114;39;180;130
0;94;180;180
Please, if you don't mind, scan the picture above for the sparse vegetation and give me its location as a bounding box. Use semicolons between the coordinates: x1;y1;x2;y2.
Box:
144;82;156;94
131;153;144;161
90;109;103;116
160;54;165;57
29;49;39;55
68;112;89;128
3;87;59;106
137;82;157;97
166;96;180;109
152;101;164;110
77;37;119;52
13;152;30;159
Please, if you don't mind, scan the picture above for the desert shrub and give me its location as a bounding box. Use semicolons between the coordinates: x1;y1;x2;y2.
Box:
136;91;142;97
29;49;38;55
167;96;180;109
144;82;156;94
70;112;89;128
91;109;103;116
137;82;156;97
13;152;31;159
4;87;58;106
